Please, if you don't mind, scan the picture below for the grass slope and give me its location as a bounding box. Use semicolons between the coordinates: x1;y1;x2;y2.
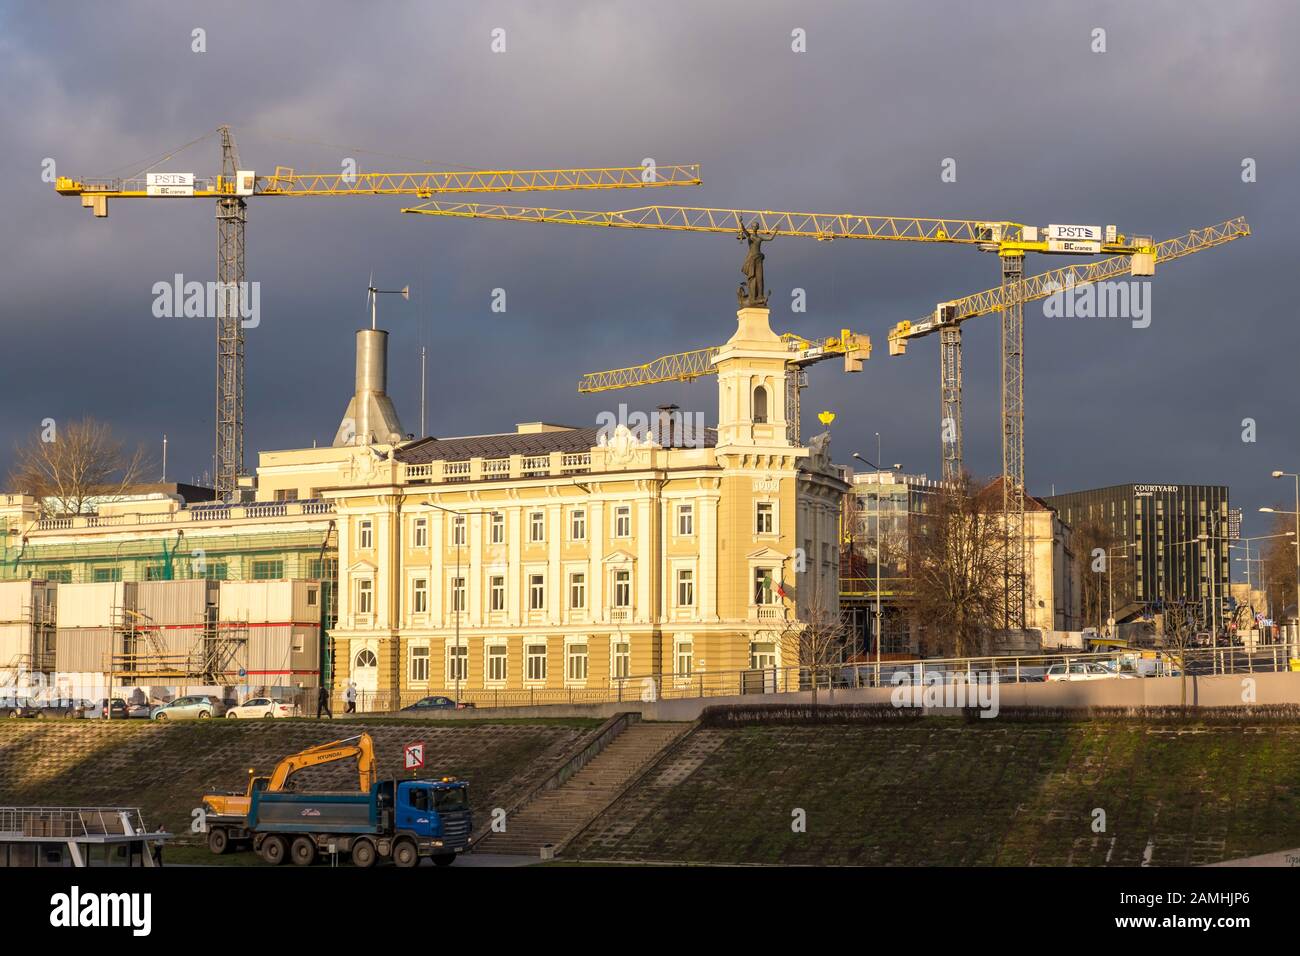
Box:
569;717;1300;866
0;718;599;838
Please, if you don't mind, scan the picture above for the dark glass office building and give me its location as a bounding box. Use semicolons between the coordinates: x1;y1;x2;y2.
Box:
1044;483;1230;628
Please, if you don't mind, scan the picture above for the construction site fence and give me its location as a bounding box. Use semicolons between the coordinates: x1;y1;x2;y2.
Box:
335;644;1300;713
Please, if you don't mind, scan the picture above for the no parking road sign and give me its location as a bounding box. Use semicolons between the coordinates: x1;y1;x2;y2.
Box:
404;741;425;770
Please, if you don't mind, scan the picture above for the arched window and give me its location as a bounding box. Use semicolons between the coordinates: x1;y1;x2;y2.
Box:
753;384;769;423
354;648;378;668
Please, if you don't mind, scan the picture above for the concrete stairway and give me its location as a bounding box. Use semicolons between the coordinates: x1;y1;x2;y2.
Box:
476;721;687;857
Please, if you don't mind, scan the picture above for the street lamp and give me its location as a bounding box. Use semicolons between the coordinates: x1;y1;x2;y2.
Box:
851;452;902;672
1265;467;1300;642
421;501;496;704
1229;530;1294;599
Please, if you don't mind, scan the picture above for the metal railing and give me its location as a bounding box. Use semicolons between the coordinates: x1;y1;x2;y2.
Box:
0;806;151;839
336;643;1300;712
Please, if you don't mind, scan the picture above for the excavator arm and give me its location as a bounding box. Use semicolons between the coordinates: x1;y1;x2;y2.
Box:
202;733;377;819
267;733;377;792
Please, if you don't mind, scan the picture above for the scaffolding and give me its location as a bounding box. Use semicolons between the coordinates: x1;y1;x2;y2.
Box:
107;604;249;684
1;599;57;676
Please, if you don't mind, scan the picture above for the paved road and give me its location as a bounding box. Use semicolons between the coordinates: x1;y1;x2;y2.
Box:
447;852;536;868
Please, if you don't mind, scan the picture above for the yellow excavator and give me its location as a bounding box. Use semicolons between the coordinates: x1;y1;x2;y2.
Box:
202;733;377;851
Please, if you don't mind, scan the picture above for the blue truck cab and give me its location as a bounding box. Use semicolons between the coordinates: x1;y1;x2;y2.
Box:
247;777;472;867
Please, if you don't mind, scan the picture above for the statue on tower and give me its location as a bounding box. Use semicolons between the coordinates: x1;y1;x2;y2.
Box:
736;219;772;308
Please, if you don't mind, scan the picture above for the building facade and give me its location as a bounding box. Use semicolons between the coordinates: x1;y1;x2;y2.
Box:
1044;483;1231;630
842;474;1082;655
318;306;847;708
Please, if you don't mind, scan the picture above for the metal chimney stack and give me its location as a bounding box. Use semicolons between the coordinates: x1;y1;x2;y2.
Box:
333;329;405;446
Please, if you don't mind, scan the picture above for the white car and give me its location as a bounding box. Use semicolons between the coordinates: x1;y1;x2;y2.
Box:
225;697;300;719
1044;661;1136;682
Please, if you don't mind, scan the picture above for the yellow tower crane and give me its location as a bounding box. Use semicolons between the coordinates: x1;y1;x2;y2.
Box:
402;198;1155;630
53;126;703;500
576;329;871;444
887;216;1251;478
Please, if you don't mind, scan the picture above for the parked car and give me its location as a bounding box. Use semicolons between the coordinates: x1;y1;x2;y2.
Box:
93;698;130;719
150;695;227;720
401;695;475;712
1044;661;1136;682
6;698;93;719
225;697;300;719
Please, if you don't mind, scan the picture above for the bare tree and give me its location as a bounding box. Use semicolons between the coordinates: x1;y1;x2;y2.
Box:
1261;510;1297;627
775;576;850;705
907;475;1010;658
1073;517;1118;632
1160;600;1201;707
8;417;150;516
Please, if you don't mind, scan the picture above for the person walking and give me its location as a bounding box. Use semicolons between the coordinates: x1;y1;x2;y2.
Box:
344;681;357;714
317;683;332;719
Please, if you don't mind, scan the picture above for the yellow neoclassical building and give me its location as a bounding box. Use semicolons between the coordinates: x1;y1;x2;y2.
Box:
254;306;847;709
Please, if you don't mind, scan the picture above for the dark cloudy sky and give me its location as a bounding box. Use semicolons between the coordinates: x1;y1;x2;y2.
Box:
1;0;1296;552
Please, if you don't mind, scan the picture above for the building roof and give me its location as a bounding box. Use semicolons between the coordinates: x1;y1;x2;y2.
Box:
976;476;1055;512
395;425;717;465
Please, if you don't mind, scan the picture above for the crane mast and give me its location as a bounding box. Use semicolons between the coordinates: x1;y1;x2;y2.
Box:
215;126;246;498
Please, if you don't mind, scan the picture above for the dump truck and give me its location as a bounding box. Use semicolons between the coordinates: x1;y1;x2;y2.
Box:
201;732;471;865
202;733;378;828
245;775;471;867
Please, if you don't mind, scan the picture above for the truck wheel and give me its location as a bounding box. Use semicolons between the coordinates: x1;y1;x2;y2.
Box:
392;839;419;868
290;836;318;866
208;827;230;855
350;838;377;868
432;853;456;867
260;835;288;865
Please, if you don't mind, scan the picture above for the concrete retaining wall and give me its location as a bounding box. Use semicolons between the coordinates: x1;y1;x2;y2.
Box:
352;671;1300;722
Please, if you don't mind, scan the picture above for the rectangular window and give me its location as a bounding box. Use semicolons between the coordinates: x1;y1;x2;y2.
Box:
358;520;373;550
571;509;586;541
92;567;122;583
308;557;336;581
490;575;506;612
569;572;586;609
675;640;694;678
452;515;466;546
756;502;774;535
274;488;296;502
566;642;589;682
526;642;548;682
412;578;428;614
614;569;632;608
447;643;468;683
251;559;283;580
612;641;631;680
409;645;430;683
677;504;694;536
490;512;505;544
754;568;772;605
614;506;631;538
530;511;545;543
529;574;545;610
413;517;429;548
451;577;466;613
357;579;373;615
487;644;508;683
677;569;694;607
